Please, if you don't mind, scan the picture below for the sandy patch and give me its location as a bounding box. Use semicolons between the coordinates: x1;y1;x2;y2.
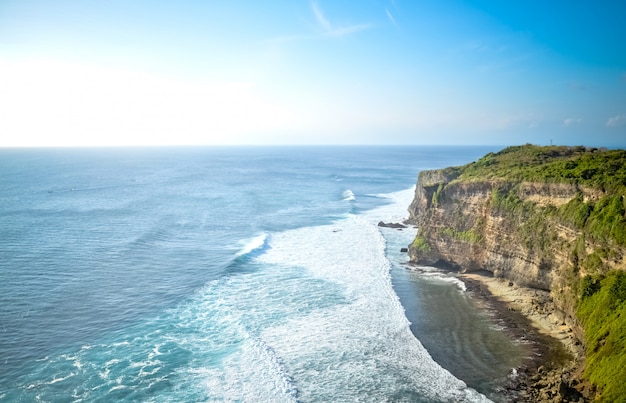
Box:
461;272;581;355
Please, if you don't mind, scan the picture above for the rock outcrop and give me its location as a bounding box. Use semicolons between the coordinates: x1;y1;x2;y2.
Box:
377;221;407;229
407;145;626;401
407;163;624;322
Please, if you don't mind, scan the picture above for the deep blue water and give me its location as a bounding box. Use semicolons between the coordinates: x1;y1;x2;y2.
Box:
1;146;523;402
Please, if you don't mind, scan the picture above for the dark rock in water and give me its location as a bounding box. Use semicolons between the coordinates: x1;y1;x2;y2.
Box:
377;221;407;229
400;247;408;253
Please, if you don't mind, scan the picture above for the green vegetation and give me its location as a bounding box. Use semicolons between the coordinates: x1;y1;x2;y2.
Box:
431;183;446;207
458;144;626;191
418;144;626;398
557;192;626;248
577;271;626;402
477;145;626;400
440;227;483;244
433;144;626;254
490;185;526;213
586;195;626;247
437;165;463;181
559;192;592;229
412;235;431;252
447;144;626;248
489;185;557;255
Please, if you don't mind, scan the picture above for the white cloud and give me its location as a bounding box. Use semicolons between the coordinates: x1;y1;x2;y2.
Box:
606;113;626;127
563;117;582;127
312;1;332;31
311;1;373;37
385;9;398;28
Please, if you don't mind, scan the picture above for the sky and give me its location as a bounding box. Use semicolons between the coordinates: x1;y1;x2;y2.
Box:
0;0;625;147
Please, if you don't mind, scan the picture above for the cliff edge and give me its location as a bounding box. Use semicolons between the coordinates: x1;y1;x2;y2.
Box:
408;144;626;402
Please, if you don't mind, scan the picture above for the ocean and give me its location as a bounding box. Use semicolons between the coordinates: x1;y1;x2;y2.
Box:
0;145;525;402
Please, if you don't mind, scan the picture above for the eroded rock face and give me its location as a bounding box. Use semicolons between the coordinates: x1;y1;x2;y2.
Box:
407;169;624;321
408;146;626;401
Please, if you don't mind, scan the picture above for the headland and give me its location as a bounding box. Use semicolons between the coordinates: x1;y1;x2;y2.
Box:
407;144;626;402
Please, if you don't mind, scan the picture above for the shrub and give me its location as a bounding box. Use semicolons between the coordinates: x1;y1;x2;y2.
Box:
559;192;592;229
577;271;626;402
441;227;483;244
585;195;626;247
412;235;431;252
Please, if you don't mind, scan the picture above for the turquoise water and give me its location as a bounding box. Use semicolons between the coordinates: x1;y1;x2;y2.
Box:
1;146;523;402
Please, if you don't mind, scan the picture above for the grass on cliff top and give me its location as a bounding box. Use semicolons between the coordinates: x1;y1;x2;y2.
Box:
577;271;626;402
453;144;626;247
450;144;626;248
456;144;626;191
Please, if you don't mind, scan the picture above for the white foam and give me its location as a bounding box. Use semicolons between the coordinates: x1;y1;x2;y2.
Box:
408;265;468;291
256;215;488;402
421;271;468;291
14;184;482;402
109;384;126;392
342;189;355;201
45;373;75;385
235;233;268;257
362;186;416;223
190;335;299;402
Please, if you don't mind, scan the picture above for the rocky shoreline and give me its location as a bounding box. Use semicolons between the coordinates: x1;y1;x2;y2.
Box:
460;273;592;402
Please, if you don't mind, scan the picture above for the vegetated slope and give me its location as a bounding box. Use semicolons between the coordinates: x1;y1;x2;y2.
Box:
408;144;626;401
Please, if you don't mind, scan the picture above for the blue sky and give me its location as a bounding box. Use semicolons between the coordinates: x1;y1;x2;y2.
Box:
1;0;624;147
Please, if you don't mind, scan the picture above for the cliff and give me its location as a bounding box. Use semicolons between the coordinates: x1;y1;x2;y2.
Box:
408;145;626;401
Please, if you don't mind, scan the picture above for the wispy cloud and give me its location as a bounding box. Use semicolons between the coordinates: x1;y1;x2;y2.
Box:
311;1;373;37
385;8;398;28
606;113;626;127
312;1;332;31
563;117;582;127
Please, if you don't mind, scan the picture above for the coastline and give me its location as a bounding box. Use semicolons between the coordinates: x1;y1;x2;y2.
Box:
461;273;581;354
460;272;589;402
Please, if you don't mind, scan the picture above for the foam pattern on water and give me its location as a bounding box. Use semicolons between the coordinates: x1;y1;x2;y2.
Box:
257;214;489;402
342;189;356;201
235;232;269;257
6;188;490;402
9;266;344;402
363;186;416;224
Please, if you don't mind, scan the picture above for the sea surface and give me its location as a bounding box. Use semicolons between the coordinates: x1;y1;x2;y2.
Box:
1;146;526;402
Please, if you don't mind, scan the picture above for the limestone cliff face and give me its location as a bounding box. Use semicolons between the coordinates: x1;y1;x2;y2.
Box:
407;170;625;321
409;145;626;400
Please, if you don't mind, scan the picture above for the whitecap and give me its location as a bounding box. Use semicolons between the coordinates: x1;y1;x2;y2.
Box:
341;189;355;201
362;186;416;223
46;373;76;385
235;233;269;257
256;215;488;402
